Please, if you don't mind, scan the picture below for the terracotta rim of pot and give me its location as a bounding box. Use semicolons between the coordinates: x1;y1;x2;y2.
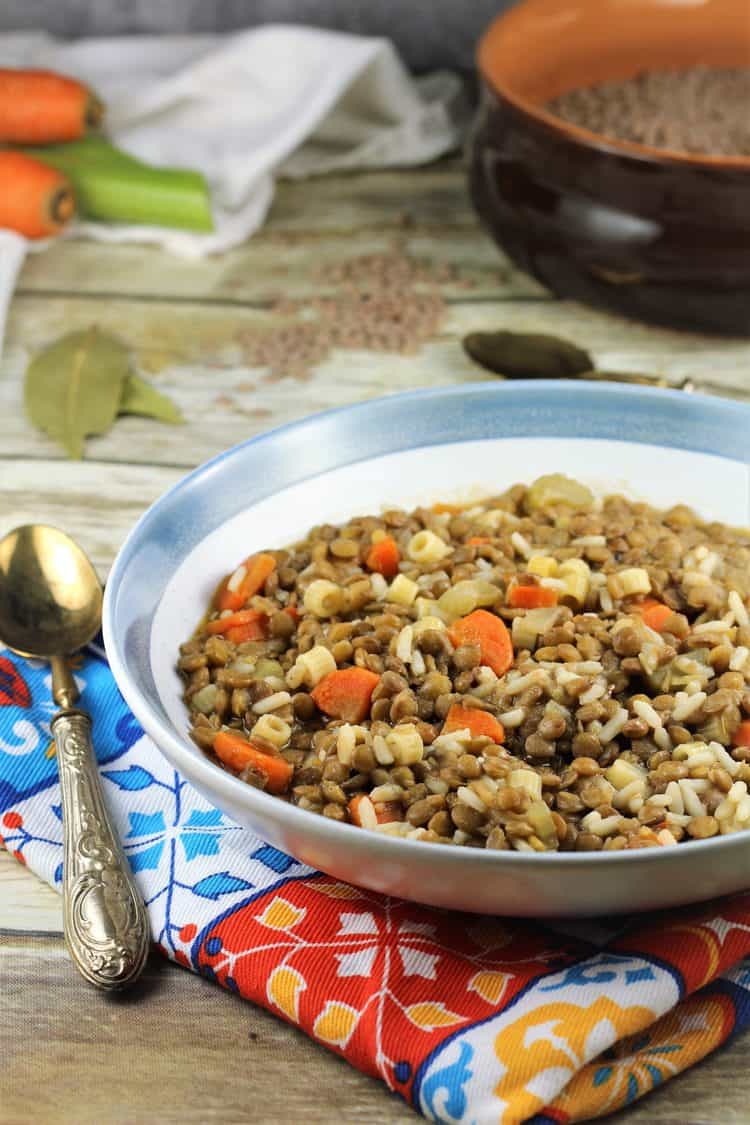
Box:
477;0;750;169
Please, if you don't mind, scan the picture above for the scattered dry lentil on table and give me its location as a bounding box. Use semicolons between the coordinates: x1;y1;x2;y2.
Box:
233;248;463;383
546;65;750;157
178;474;750;852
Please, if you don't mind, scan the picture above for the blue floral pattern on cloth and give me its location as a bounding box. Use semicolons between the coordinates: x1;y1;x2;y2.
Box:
0;645;310;954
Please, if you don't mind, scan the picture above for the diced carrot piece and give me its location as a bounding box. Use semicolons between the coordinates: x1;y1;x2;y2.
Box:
213;731;293;793
733;720;750;748
216;552;277;611
432;503;461;515
365;535;400;579
348;794;368;826
373;799;403;824
216;577;244;613
311;667;380;723
349;794;402;827
467;536;491;546
205;609;267;638
636;599;673;633
284;606;300;623
240;552;276;597
443;704;505;744
225;622;266;644
508;584;558;609
448;609;514;676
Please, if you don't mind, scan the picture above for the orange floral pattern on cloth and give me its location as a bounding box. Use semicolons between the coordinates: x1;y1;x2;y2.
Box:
194;880;750;1125
547;992;734;1121
194;877;574;1089
195;886;750;1125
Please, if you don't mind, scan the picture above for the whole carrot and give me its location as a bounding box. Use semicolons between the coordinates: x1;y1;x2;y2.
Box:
0;69;103;143
0;151;75;238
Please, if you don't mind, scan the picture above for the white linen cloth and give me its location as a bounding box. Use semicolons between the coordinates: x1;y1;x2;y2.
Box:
0;26;466;353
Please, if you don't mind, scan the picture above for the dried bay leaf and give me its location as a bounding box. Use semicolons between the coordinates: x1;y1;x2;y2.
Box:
25;327;129;458
119;373;184;424
463;330;594;379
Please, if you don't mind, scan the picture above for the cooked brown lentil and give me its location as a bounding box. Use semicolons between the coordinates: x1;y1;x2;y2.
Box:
179;474;750;852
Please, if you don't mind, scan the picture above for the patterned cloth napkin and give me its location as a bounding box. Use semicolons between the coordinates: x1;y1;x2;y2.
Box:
3;643;750;1124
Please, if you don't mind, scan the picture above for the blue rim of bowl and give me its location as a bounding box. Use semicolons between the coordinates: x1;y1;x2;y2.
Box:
103;379;750;867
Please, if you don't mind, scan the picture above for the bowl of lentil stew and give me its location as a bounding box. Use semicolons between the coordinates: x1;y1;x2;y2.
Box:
470;0;750;335
104;380;750;916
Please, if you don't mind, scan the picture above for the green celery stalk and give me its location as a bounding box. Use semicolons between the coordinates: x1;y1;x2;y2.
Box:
22;137;213;232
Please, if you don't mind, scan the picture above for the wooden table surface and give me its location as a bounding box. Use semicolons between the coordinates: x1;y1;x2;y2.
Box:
3;158;750;1125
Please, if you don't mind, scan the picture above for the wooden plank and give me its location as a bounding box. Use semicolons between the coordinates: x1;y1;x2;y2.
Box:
1;929;749;1124
0;852;61;934
3;294;750;471
17;162;547;303
0;933;416;1125
0;460;181;576
17;229;542;304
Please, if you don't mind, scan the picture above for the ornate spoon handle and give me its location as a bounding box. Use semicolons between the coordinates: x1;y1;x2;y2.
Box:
53;708;150;989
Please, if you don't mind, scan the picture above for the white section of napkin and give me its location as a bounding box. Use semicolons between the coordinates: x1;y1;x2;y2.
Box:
0;233;26;353
0;27;466;351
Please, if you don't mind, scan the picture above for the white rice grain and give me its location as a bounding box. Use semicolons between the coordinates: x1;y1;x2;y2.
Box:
683;570;712;587
709;741;741;776
498;707;525;728
540;577;567;591
599;588;614;613
698;552;720;577
457;785;487;813
252;691;292;714
579;680;607;706
671;691;707;722
729;590;749;627
598;707;629;744
396;625;413;663
633;698;662;729
571;535;607;547
511;531;533;559
503;670;548;695
369;784;403;803
679;779;706;817
665;780;684;814
692;619;732;635
653;726;672;753
369;572;388;600
356;796;378;830
226;564;247;592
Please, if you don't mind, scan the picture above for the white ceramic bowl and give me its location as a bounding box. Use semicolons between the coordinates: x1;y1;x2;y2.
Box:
104;381;750;917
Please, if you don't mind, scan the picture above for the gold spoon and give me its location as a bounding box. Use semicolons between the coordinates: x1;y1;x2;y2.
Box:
0;525;149;990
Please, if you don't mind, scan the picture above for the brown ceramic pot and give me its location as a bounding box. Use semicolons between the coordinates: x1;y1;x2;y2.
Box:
469;0;750;335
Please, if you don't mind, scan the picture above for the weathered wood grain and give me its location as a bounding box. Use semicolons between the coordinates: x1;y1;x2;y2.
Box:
0;929;748;1125
18;163;543;304
18;228;541;304
0;460;182;576
0;934;417;1125
0;852;61;934
3;293;750;471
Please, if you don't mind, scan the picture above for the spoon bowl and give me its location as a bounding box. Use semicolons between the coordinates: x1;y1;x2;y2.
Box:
0;524;102;660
